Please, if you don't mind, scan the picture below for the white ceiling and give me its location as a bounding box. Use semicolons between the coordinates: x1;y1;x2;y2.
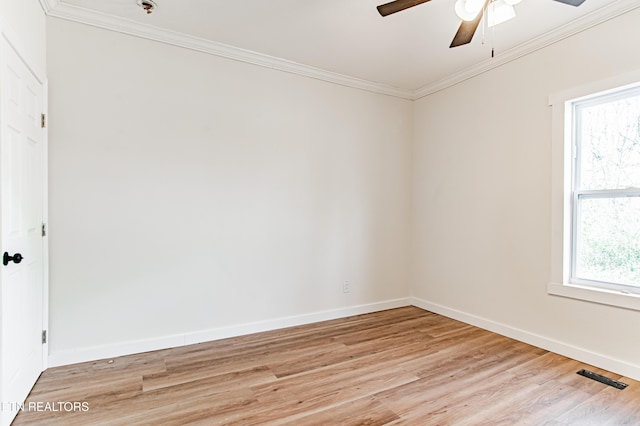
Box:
44;0;639;98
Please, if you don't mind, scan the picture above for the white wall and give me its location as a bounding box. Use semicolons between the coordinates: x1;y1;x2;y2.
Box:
0;0;46;78
46;18;413;362
411;8;640;379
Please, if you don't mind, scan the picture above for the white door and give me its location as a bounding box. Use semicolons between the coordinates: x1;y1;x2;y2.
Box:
0;36;45;426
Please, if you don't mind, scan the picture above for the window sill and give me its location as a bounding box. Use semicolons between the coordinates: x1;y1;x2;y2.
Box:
548;281;640;312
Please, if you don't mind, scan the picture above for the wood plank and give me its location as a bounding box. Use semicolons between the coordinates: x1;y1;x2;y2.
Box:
13;307;639;425
439;378;591;425
277;396;400;426
552;375;640;425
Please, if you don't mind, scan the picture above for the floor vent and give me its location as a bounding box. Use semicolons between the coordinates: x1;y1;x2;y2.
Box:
576;369;628;390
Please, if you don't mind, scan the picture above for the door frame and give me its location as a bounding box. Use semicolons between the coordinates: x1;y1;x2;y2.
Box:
0;21;49;383
41;77;49;371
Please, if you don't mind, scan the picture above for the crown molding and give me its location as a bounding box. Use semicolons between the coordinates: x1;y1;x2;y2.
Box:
39;0;60;14
414;0;640;99
43;0;640;101
44;2;414;100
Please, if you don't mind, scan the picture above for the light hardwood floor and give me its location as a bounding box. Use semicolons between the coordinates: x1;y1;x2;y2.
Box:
14;307;639;425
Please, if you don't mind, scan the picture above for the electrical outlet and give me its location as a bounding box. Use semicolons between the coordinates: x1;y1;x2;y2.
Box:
343;280;351;293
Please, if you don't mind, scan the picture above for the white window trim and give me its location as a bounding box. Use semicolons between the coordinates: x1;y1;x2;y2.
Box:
548;70;640;312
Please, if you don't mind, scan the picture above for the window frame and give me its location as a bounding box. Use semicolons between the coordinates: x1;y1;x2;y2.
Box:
570;88;640;294
548;71;640;311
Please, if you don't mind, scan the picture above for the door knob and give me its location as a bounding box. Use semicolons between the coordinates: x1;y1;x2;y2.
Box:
3;252;23;266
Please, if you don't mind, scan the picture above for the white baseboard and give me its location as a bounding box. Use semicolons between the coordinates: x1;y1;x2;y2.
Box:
411;296;640;382
48;298;411;367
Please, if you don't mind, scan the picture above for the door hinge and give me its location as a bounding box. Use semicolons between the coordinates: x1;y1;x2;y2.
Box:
41;113;46;129
42;330;47;344
42;223;47;237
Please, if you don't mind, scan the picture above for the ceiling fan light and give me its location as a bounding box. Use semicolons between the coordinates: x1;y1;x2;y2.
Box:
487;0;515;27
503;0;522;5
454;0;483;21
465;0;485;13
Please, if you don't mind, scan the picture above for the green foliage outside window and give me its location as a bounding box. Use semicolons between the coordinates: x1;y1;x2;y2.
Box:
575;93;640;288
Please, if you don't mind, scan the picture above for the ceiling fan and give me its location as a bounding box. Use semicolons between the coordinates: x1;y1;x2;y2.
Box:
376;0;587;48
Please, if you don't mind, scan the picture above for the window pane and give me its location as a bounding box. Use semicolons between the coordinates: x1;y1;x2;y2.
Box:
575;196;640;287
578;91;640;190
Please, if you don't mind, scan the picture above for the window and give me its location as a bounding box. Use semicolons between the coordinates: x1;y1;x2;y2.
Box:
549;73;640;311
571;87;640;294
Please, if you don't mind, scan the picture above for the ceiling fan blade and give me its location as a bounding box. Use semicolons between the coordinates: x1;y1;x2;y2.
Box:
377;0;432;17
449;0;489;48
552;0;586;5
